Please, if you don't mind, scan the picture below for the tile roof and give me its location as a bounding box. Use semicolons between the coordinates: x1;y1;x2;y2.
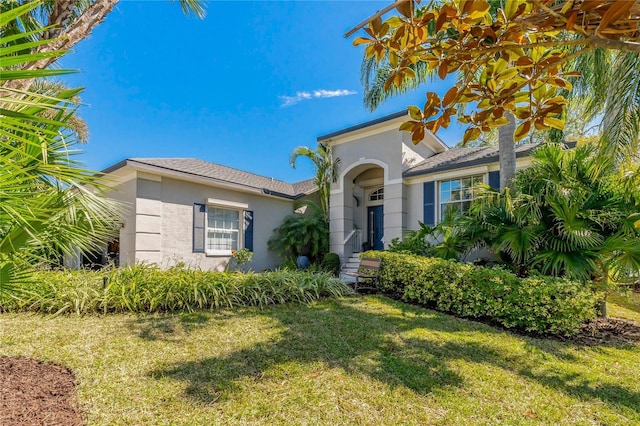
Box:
110;158;317;199
403;143;539;177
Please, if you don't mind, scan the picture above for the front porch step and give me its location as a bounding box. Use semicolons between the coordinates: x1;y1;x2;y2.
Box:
340;252;361;284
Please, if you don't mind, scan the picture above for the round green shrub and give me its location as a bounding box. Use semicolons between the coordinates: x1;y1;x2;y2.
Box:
321;253;341;276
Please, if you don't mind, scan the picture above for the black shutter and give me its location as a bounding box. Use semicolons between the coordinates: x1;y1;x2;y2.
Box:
193;203;206;253
488;171;500;190
244;210;254;251
423;181;435;226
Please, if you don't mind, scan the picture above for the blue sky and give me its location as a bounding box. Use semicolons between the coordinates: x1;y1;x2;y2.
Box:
61;0;463;182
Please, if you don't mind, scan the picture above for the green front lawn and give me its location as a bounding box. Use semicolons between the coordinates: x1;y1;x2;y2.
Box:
2;296;639;425
609;290;640;322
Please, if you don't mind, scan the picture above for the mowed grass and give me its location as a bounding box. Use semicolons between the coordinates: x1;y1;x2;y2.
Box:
2;295;640;425
609;290;640;322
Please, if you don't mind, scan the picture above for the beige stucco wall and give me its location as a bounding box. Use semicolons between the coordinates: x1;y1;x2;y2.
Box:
106;177;137;266
136;177;163;265
405;180;424;231
143;176;295;271
331;129;406;188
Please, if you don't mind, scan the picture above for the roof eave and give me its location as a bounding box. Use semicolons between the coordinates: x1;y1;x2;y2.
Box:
403;147;538;178
317;110;408;142
101;159;306;201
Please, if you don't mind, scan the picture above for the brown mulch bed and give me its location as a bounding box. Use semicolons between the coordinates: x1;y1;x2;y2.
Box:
0;357;85;426
564;317;640;346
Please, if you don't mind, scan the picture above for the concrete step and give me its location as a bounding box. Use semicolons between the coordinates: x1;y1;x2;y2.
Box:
340;252;361;285
340;272;357;284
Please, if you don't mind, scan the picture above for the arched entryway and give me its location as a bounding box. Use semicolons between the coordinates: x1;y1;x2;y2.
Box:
329;160;388;259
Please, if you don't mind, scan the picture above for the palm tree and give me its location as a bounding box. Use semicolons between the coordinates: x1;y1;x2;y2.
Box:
470;144;640;316
568;48;640;161
289;144;340;219
30;79;89;142
1;3;123;287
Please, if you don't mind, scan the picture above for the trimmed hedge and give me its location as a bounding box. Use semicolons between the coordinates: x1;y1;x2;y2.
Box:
364;251;599;336
0;265;352;314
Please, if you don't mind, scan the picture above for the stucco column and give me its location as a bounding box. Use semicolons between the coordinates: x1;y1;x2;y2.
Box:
383;182;406;248
329;181;353;260
135;178;163;265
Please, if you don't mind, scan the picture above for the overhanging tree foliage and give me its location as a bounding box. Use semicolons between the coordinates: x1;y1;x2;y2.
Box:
348;0;640;155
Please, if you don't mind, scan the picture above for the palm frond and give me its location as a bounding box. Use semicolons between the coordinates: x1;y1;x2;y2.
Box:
361;55;433;111
600;51;640;160
1;4;124;287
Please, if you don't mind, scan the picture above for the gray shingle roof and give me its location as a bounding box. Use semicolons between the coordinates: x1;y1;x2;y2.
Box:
403;143;539;177
109;158;317;199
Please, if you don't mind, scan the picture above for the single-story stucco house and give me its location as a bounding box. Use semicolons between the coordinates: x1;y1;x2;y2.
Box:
94;110;539;271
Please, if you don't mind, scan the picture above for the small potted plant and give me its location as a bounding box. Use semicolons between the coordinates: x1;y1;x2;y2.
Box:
226;248;253;272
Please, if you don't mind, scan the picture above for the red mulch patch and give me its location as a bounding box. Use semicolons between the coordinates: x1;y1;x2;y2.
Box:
0;357;85;426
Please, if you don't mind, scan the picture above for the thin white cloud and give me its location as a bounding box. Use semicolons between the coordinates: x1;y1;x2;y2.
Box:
280;89;357;107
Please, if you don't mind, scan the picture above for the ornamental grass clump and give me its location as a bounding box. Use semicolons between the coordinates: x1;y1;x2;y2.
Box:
0;264;351;314
365;251;599;336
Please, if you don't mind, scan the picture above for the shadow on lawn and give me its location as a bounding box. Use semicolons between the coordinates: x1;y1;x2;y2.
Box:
130;311;210;342
148;297;467;400
148;296;640;414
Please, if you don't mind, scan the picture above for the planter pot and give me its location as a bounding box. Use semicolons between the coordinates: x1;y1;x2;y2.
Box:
296;255;310;270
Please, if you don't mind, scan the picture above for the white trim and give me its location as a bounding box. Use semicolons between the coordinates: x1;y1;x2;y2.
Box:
338;158;390;186
205;249;233;257
206;198;249;209
386;178;403;185
404;165;489;184
368;187;384;203
322;114;449;154
323;120;406;146
103;170;136;185
432;165;489;182
121;162;302;201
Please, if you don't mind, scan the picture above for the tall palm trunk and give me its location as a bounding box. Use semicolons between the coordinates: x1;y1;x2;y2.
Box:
498;112;517;188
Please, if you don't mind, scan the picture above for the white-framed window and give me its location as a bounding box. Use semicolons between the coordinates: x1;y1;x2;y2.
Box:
369;187;384;201
439;175;483;219
206;206;241;255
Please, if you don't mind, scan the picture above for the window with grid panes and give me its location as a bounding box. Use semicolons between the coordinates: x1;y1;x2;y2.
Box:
439;175;483;219
369;187;384;201
206;207;240;253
